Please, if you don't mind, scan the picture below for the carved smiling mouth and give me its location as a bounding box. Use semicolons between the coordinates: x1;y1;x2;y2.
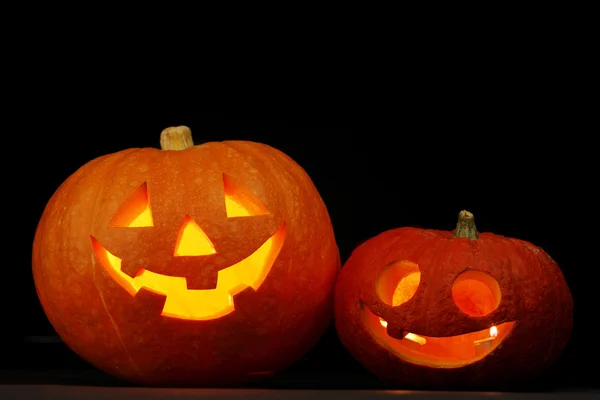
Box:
362;305;517;368
91;223;286;321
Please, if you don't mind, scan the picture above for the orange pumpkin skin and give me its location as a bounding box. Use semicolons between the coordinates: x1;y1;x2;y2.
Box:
33;128;340;386
334;212;573;389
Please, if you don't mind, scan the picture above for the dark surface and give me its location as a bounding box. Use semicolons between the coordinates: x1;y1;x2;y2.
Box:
1;333;597;393
1;367;598;400
1;359;599;400
1;386;598;400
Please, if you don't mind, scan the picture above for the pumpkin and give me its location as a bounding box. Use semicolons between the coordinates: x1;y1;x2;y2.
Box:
334;210;573;389
32;126;340;386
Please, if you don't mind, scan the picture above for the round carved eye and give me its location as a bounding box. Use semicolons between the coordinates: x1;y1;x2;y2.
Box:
452;270;501;317
376;260;421;307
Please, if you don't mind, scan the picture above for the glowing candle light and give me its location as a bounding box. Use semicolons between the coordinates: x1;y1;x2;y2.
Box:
404;332;427;345
379;318;426;348
474;325;498;355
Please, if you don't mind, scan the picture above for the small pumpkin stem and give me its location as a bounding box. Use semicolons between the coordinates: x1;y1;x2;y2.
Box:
453;210;479;240
160;126;194;150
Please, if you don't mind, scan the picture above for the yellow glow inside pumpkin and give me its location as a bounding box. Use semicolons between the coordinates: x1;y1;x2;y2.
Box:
379;319;427;345
452;270;501;317
223;173;270;218
365;265;515;367
129;203;153;227
174;215;216;256
226;196;254;218
377;260;421;307
365;304;516;367
94;224;285;320
392;272;421;306
93;177;285;320
109;182;154;228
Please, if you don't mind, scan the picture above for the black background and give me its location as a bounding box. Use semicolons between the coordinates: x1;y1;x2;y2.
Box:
0;5;596;397
2;104;596;390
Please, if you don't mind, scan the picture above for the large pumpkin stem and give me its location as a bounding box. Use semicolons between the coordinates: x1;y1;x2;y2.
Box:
453;210;479;240
160;126;194;150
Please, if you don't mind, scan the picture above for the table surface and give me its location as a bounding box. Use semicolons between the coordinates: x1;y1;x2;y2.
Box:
1;368;598;400
1;385;598;400
1;339;597;399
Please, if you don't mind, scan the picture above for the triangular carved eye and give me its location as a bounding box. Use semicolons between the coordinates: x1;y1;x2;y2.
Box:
174;215;216;256
223;173;270;218
109;182;154;228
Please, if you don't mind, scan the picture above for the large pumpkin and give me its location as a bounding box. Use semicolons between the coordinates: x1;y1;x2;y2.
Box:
32;126;340;386
334;210;573;389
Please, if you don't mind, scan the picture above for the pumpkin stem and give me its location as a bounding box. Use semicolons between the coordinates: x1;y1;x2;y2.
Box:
453;210;479;240
160;126;194;150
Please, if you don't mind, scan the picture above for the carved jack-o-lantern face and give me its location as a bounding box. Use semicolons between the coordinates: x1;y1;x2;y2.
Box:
361;260;517;367
334;211;573;388
33;126;341;387
91;174;286;321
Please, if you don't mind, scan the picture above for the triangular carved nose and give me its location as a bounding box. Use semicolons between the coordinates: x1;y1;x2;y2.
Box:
174;215;217;256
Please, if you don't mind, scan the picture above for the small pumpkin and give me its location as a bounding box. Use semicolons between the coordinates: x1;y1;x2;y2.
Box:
334;210;573;389
33;126;340;386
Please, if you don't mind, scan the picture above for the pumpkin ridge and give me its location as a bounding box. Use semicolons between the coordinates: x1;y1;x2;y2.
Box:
205;141;283;241
506;236;572;365
36;147;144;379
475;235;517;322
224;141;294;210
221;142;295;240
89;148;147;380
421;234;465;332
520;240;562;363
222;140;339;356
90;253;145;380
